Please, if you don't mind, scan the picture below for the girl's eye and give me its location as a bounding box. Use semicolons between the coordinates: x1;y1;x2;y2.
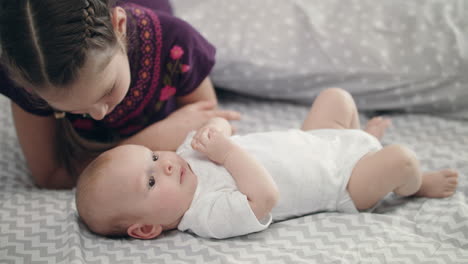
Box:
148;176;156;188
106;87;114;96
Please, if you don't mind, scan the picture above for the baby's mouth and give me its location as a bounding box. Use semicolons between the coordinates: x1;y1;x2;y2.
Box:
180;167;185;184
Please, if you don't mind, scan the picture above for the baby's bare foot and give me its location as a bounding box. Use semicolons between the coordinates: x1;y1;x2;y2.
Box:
364;117;392;140
415;169;458;198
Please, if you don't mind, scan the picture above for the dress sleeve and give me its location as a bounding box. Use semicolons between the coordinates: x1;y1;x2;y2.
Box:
157;12;216;97
0;65;53;116
179;191;272;239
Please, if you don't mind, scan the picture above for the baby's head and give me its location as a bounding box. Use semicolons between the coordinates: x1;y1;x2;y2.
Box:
76;144;197;239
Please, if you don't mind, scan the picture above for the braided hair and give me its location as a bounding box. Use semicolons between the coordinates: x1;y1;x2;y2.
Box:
0;0;121;180
0;0;118;89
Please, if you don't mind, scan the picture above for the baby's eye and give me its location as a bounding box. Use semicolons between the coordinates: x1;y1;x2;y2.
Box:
152;153;158;161
148;175;156;188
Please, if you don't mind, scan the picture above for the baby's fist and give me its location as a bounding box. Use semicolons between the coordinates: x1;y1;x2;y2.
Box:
191;127;232;164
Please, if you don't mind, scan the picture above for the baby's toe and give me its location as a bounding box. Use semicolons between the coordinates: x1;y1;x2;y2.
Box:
448;178;458;185
444;169;458;177
443;190;455;197
369;116;382;122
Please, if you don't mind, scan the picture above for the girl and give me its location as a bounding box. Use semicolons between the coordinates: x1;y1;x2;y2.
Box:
0;0;240;189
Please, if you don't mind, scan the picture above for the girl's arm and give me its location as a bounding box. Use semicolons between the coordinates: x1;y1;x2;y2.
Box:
12;99;223;188
176;77;217;105
120;77;240;151
11;78;237;189
12;99;232;188
191;126;279;220
11;102;74;189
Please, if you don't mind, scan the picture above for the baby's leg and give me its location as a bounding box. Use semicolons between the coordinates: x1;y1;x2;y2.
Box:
347;145;458;210
301;88;360;131
363;117;392;141
301;88;391;140
347;144;423;210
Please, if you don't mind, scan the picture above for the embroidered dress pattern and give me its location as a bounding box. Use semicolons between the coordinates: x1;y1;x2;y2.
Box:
103;4;163;127
154;45;190;110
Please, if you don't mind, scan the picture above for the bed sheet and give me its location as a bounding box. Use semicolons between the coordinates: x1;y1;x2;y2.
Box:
1;92;467;263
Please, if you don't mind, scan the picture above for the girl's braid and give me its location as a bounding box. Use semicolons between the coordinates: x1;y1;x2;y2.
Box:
83;0;96;38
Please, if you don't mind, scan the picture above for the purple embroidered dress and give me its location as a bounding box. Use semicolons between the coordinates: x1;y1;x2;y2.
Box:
0;0;216;142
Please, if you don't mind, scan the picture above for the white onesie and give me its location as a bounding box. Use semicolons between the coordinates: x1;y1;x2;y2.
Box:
177;129;382;239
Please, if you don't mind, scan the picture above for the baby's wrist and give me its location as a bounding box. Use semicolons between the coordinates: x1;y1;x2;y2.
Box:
220;142;237;165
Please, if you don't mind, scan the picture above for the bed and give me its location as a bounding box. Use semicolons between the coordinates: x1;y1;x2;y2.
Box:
1;90;468;263
2;0;468;262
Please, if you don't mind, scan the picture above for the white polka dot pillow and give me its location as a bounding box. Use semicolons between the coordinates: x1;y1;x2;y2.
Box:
172;0;468;114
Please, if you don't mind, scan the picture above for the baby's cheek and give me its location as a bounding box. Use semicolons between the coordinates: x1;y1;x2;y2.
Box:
159;185;180;200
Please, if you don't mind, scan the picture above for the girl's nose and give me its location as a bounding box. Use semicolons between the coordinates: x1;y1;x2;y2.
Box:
89;104;108;120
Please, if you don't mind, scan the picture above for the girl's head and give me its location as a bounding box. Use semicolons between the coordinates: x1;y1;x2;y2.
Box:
0;0;131;120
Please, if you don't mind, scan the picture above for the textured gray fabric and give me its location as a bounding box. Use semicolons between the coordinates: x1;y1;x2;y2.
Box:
172;0;468;115
1;93;468;263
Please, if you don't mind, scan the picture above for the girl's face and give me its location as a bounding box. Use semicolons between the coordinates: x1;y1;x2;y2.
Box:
38;48;131;120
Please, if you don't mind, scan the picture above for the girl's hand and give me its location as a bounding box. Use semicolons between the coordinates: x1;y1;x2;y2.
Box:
191;126;234;164
168;100;241;132
121;101;240;151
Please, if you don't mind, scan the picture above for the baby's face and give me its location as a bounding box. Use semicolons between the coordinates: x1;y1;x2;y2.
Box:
96;145;198;230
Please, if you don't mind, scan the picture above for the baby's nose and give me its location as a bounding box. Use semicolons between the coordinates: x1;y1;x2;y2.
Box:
163;161;173;176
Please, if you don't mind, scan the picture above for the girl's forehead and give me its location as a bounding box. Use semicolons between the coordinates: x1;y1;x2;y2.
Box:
41;49;124;110
84;47;121;76
67;49;119;91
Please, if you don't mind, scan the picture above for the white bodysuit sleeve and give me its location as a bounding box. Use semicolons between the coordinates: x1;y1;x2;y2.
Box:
179;190;272;239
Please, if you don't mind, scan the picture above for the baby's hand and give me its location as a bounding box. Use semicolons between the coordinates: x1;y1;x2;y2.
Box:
191;127;233;164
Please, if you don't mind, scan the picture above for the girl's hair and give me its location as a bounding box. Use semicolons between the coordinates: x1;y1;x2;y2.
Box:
0;0;122;178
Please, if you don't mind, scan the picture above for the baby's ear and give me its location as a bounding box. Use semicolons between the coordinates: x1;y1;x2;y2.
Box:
127;223;163;240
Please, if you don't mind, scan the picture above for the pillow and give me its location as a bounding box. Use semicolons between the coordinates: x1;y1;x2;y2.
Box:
171;0;468;114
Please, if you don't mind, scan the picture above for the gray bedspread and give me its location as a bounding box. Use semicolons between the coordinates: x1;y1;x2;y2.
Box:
1;92;467;263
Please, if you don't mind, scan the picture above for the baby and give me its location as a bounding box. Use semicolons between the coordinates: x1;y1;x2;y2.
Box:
76;88;458;239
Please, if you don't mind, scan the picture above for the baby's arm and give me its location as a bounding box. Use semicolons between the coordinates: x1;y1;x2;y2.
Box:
191;127;279;220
